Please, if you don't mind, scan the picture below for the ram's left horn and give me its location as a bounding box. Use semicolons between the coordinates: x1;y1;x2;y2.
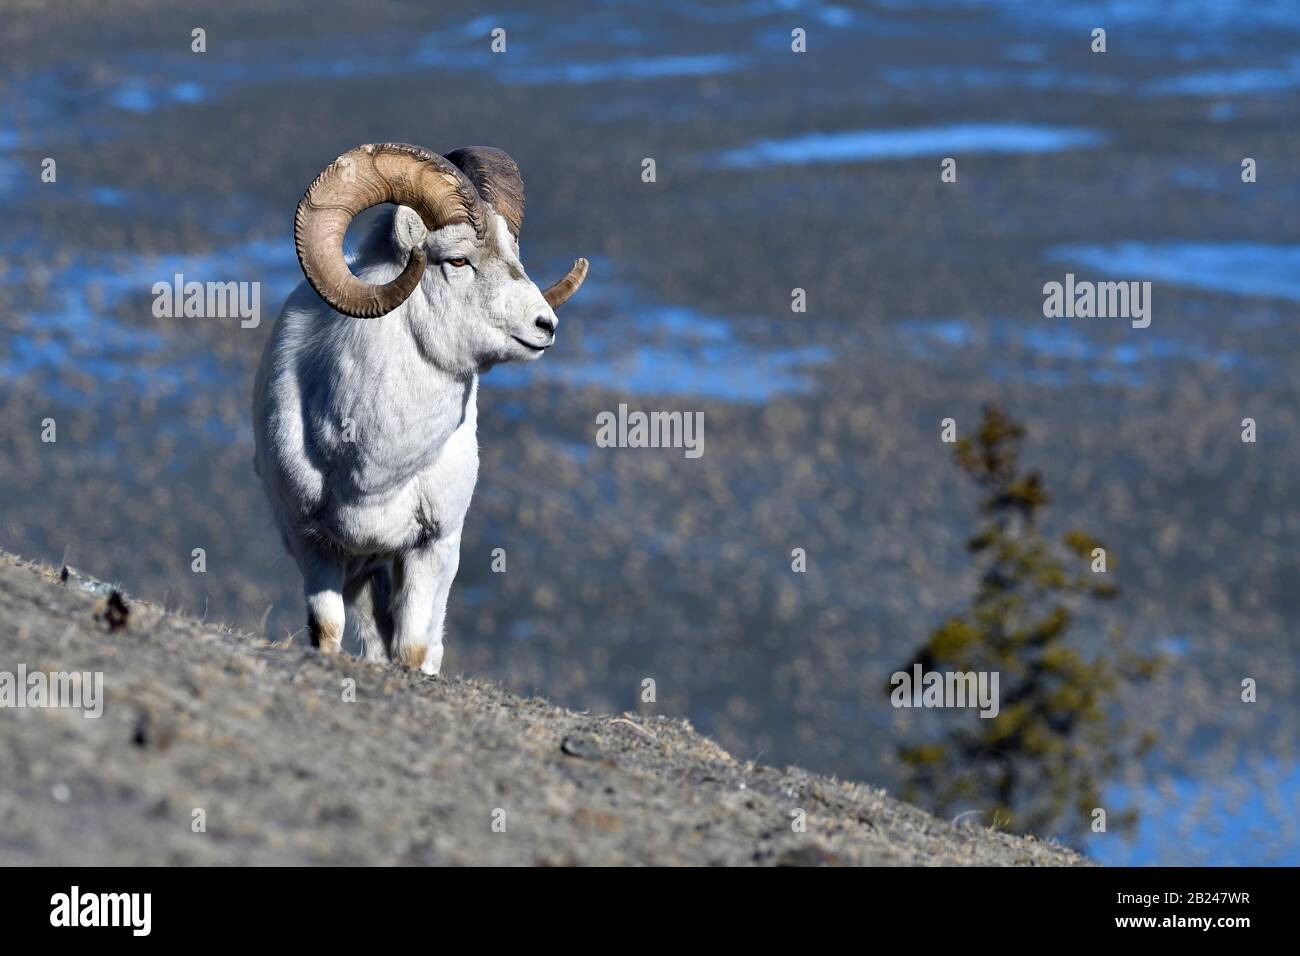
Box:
542;257;589;309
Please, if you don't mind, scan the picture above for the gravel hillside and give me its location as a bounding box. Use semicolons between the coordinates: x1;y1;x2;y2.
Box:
0;550;1086;866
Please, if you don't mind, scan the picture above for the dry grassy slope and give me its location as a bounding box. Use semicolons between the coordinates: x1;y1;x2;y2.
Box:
0;550;1086;866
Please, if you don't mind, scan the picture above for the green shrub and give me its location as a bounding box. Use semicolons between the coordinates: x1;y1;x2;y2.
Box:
893;405;1159;839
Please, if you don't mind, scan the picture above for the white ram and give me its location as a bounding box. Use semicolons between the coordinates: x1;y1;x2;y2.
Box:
253;143;587;673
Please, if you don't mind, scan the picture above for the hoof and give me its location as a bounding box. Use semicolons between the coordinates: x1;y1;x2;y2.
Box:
393;642;428;670
309;615;343;654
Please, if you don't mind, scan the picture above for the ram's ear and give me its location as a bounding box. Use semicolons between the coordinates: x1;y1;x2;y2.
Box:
391;205;428;255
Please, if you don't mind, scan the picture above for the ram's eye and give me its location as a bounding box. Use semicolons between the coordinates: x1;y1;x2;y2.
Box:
446;257;469;268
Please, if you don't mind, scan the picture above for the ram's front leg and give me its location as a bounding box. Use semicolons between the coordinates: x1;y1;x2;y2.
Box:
302;546;347;655
390;530;462;674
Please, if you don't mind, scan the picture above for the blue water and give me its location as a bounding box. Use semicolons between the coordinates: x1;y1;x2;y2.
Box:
1050;242;1300;301
0;238;300;398
1092;760;1300;866
899;315;1256;388
1148;56;1300;95
881;64;1126;96
501;53;749;85
111;80;208;113
1;0;1296;166
881;0;1300;98
893;0;1300;36
493;266;830;402
0;128;19;203
0;12;751;133
715;123;1107;168
1;308;170;395
524;337;832;401
669;0;857;27
0;236;300;307
1158;636;1192;657
1;237;824;405
3;179;246;215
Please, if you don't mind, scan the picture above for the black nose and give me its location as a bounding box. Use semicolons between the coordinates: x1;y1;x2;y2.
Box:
534;315;556;335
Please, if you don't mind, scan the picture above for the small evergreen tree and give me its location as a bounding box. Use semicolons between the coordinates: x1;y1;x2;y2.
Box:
893;405;1159;839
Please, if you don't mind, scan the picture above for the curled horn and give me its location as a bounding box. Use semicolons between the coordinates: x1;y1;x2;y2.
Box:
446;146;525;238
294;143;484;318
447;146;588;308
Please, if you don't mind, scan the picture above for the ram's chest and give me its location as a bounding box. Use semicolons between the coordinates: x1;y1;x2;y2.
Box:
323;420;479;555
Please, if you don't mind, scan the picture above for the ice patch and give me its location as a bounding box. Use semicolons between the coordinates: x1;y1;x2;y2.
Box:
715;123;1106;168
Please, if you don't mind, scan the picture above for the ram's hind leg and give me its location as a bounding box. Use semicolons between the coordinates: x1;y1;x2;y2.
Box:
302;548;347;655
344;563;394;663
